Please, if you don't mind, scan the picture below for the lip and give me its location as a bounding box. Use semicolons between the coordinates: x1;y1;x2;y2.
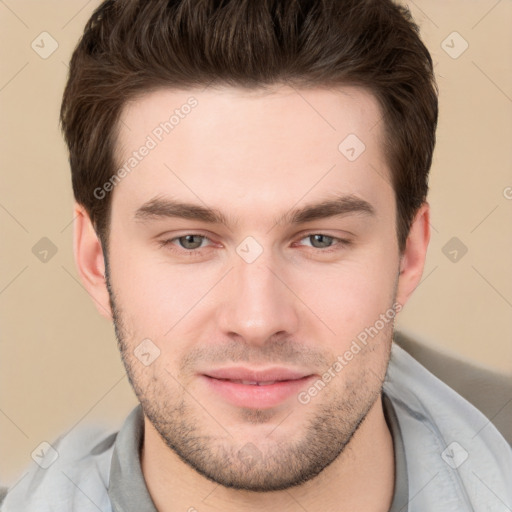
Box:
200;367;316;409
204;367;311;382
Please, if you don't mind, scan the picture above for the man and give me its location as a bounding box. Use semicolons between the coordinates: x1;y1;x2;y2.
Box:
2;0;511;510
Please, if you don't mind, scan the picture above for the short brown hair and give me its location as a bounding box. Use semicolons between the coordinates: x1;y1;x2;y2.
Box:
60;0;438;255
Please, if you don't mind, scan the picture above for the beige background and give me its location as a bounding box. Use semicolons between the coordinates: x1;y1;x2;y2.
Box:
1;0;511;488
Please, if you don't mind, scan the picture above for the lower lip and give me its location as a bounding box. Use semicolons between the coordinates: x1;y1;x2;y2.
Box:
201;375;315;409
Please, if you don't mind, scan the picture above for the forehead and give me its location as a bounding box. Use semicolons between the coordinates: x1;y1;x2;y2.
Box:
118;84;384;148
112;85;393;227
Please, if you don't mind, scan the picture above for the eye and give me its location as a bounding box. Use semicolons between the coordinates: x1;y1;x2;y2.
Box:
297;233;351;251
159;234;211;252
158;232;351;256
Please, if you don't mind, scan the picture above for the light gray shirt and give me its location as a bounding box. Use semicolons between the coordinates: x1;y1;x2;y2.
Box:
2;342;511;511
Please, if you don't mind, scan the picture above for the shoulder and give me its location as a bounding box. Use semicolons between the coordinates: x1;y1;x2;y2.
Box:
1;422;118;512
384;341;512;511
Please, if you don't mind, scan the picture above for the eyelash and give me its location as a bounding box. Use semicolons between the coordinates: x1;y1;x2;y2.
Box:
157;233;352;256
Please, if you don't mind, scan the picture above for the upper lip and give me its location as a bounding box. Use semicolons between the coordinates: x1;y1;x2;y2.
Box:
203;367;313;382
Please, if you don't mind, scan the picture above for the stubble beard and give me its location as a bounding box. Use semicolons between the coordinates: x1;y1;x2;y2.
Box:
104;260;392;492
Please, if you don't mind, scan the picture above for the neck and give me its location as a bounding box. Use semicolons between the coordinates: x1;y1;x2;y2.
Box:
141;393;394;512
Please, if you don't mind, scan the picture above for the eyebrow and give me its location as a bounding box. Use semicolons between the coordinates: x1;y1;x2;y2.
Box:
134;194;376;227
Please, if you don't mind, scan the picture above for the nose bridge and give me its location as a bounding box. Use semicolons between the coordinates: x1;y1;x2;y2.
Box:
217;245;299;344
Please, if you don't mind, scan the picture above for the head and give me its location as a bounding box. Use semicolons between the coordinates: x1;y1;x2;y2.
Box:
64;0;437;492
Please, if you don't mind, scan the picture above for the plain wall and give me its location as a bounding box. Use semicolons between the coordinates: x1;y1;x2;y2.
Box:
1;0;511;488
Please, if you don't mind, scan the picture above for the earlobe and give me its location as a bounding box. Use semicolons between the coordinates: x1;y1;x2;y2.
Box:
395;202;431;309
73;203;113;320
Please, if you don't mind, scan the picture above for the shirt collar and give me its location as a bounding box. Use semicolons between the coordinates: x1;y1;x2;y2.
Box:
109;404;158;512
383;391;410;512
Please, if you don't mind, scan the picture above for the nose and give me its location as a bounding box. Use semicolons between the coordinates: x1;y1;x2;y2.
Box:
216;253;300;346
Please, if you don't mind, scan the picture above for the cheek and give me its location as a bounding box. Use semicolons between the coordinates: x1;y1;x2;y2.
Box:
109;239;225;342
291;250;398;341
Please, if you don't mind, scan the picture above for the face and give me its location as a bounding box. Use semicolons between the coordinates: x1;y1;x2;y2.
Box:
104;85;402;491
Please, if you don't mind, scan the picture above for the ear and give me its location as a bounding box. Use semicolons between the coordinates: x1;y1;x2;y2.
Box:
395;202;431;309
73;203;113;320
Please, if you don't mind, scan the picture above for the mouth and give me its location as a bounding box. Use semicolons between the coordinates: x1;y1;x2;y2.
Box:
200;367;316;409
214;379;284;386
